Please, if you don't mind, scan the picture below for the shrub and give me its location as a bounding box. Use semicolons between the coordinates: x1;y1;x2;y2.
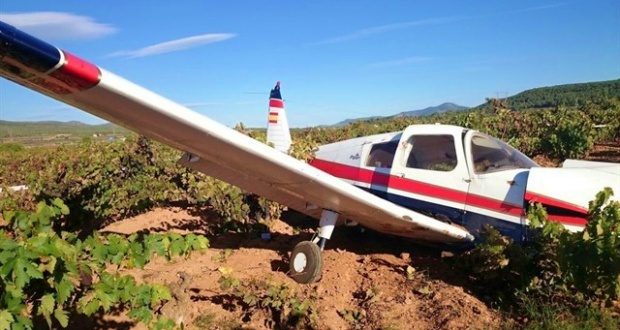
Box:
0;136;284;234
0;199;208;329
457;188;620;327
540;108;594;159
0;143;24;153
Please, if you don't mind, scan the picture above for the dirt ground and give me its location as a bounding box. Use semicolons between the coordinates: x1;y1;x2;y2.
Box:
59;142;620;329
77;207;505;330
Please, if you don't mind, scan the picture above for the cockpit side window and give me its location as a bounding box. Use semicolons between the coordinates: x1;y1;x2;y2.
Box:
406;135;457;171
471;134;538;174
365;141;398;168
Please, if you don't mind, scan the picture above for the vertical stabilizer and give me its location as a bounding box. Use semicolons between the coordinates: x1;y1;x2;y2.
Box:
266;81;292;153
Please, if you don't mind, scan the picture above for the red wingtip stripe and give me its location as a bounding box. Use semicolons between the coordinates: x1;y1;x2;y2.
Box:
50;51;100;91
268;120;278;124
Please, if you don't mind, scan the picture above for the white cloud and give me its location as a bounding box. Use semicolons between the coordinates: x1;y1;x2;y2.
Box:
309;17;459;46
108;33;236;58
309;2;568;46
368;56;432;68
182;100;263;111
0;11;117;40
506;2;568;15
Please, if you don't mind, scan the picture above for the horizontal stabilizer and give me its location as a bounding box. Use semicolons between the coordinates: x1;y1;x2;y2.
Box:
562;159;620;175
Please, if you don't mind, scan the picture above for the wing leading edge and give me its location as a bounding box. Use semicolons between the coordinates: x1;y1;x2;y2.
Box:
0;21;473;244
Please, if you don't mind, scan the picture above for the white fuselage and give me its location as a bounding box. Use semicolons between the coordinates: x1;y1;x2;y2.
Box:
311;124;620;241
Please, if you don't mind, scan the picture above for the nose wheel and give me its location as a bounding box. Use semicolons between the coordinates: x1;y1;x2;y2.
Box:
288;210;338;284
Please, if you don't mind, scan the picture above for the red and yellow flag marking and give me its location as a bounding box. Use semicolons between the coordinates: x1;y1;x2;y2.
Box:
268;111;278;124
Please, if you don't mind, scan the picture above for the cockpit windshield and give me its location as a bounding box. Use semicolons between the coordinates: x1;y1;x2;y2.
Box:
470;134;538;174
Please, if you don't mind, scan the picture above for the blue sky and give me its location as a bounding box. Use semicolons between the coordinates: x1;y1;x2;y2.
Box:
0;0;618;127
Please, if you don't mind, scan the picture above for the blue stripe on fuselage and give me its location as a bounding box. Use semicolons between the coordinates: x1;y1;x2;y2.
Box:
357;185;525;243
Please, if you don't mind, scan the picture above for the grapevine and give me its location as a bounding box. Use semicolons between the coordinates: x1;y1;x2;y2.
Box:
0;199;208;329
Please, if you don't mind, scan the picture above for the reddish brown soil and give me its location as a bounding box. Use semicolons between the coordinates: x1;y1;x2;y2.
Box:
86;207;503;329
586;141;620;163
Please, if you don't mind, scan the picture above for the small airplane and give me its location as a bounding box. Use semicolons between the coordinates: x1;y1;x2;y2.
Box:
1;22;618;283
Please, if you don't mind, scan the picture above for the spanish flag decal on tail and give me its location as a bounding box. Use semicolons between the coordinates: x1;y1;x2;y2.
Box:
266;81;292;153
268;111;278;124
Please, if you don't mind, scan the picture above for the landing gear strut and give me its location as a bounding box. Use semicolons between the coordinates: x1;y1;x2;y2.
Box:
289;210;338;284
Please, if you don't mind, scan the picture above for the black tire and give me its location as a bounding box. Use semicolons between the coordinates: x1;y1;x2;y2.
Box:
289;241;322;284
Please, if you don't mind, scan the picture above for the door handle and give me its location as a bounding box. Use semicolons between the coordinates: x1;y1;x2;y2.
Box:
463;178;472;183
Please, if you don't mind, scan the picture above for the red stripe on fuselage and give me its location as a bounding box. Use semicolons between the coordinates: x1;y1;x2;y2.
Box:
310;158;524;217
546;214;587;226
269;99;284;108
524;192;588;215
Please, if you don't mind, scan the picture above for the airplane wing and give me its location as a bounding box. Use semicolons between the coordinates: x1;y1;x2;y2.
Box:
0;22;473;244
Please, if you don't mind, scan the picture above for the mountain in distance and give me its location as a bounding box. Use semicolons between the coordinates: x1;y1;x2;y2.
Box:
393;102;468;117
333;102;468;126
0;120;115;127
332;79;620;127
0;120;86;126
3;79;617;134
334;116;383;127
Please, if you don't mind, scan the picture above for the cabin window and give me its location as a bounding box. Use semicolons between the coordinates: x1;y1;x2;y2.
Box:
366;141;398;168
471;134;537;174
405;135;457;171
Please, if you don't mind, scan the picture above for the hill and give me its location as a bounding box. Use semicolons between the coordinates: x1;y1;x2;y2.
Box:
332;79;620;127
476;79;620;111
394;102;468;117
333;116;383;127
333;102;468;126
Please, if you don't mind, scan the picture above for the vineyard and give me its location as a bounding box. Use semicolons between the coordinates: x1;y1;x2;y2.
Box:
1;100;620;329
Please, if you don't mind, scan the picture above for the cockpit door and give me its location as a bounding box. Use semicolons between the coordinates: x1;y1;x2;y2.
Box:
463;131;531;241
389;128;470;225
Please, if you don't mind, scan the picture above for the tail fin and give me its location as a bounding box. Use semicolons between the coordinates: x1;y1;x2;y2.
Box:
266;81;292;153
